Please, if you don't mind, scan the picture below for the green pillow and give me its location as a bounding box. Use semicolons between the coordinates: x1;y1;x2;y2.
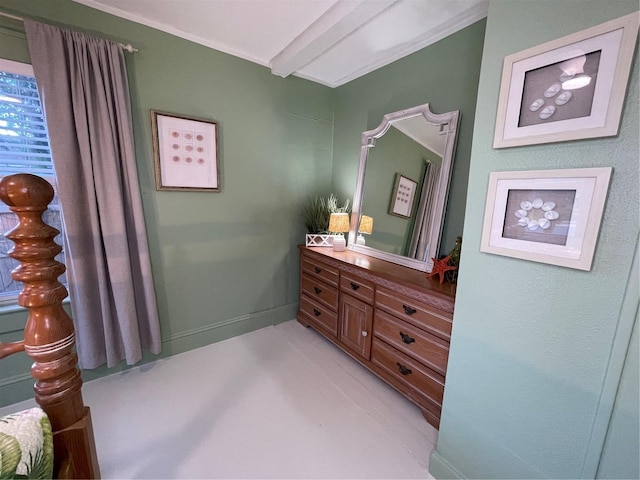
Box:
0;408;53;479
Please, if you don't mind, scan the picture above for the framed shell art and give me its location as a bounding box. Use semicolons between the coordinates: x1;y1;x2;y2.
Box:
493;12;639;148
389;173;418;218
151;110;220;191
480;167;612;271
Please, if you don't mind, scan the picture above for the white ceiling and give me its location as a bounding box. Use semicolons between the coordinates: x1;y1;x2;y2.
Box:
72;0;488;88
393;117;446;157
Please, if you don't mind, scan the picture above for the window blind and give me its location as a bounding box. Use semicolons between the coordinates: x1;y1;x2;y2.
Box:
0;71;55;177
0;65;64;305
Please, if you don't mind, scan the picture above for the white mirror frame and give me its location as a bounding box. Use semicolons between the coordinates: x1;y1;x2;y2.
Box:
348;104;460;272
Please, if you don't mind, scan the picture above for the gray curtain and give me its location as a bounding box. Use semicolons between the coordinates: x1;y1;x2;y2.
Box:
407;162;440;261
24;20;162;369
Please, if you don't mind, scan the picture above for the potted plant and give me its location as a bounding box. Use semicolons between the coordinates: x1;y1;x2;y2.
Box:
302;194;351;247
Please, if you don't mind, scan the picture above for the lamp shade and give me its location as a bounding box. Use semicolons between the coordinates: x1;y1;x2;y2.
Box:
358;215;373;235
328;213;350;233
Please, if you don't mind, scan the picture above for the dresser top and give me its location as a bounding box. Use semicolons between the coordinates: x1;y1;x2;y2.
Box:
300;246;456;302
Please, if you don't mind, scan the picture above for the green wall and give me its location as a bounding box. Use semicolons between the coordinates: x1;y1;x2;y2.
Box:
332;19;486;257
598;304;639;479
430;1;639;478
0;0;334;405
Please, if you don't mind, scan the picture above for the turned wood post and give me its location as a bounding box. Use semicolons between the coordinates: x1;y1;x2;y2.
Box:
0;173;100;479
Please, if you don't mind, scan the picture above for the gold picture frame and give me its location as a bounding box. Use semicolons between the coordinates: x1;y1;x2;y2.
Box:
151;110;220;192
388;173;417;219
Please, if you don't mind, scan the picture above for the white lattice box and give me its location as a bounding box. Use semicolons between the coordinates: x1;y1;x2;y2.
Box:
305;234;334;247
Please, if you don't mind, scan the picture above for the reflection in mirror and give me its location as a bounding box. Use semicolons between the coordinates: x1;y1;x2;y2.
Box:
347;104;460;272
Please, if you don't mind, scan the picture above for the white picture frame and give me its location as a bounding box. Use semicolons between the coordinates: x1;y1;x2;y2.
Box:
480;167;612;271
493;12;639;148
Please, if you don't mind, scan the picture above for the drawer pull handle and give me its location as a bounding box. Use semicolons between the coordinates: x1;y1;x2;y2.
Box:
400;332;415;344
403;305;417;315
396;362;412;376
314;286;322;294
314;267;322;274
313;308;321;317
350;282;360;291
361;331;368;337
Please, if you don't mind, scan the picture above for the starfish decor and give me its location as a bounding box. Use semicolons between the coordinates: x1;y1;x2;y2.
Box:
426;255;458;284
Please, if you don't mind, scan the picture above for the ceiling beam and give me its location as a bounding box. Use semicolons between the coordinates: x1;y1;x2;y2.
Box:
270;0;400;78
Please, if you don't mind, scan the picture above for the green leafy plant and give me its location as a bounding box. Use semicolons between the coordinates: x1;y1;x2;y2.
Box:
326;193;351;214
301;194;351;234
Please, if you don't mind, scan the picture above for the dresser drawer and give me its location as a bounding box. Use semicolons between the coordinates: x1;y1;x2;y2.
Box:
301;257;339;287
374;309;449;376
371;337;445;406
376;287;452;341
340;272;374;304
301;274;338;311
300;294;338;337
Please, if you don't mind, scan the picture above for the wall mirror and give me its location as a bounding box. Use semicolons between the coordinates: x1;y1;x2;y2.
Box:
348;104;460;272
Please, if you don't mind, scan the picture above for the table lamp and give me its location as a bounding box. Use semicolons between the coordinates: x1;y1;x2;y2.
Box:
356;215;373;245
328;212;350;252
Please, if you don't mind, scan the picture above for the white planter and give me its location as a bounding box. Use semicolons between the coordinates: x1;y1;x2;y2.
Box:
305;234;334;247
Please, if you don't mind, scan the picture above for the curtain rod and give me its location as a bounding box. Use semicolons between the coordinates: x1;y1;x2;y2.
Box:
0;10;139;53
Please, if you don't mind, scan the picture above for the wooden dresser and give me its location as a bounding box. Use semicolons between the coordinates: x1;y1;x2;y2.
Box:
297;245;456;429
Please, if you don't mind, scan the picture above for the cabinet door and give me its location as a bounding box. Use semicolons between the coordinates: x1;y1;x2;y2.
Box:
339;294;373;360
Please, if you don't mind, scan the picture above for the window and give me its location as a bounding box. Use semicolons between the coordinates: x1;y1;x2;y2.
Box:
0;59;66;305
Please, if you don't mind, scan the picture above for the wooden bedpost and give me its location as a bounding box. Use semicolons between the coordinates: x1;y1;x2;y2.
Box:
0;174;100;479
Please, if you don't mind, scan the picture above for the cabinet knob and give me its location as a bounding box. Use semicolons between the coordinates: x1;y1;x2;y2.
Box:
313;309;321;317
361;331;368;337
314;286;322;294
350;282;360;291
399;332;415;344
402;304;417;315
314;267;322;274
396;362;412;376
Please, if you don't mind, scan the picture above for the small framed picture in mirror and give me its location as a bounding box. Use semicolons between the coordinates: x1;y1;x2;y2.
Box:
389;173;417;218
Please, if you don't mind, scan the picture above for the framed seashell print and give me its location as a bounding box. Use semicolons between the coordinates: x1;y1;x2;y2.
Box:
151;110;220;191
388;173;418;219
480;167;612;270
493;12;639;148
